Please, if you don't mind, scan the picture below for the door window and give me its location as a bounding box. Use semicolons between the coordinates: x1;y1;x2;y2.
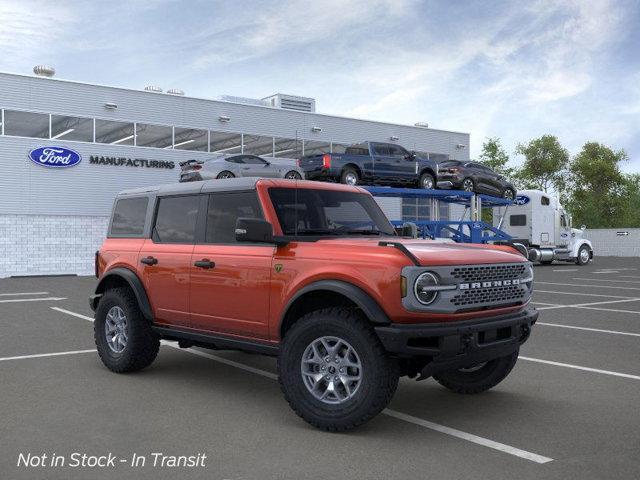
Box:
387;145;407;157
205;192;263;244
242;155;268;165
153;195;200;244
372;144;390;156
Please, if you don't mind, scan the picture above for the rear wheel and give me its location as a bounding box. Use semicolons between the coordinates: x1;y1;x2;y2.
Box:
419;172;435;189
576;245;591;265
462;178;475;192
502;188;516;200
433;350;519;394
340;168;359;186
285;170;302;180
94;288;159;373
278;308;399;431
216;171;235;179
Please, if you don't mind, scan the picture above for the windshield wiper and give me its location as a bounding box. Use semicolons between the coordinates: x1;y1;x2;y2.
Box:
340;229;390;236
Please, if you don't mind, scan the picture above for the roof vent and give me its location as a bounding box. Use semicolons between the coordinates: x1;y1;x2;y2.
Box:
33;65;55;78
414;122;429;128
167;88;185;96
144;85;163;93
262;93;316;113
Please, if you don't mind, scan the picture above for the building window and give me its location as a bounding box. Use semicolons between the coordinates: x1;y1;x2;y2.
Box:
95;119;135;145
173;127;208;151
210;131;242;154
243;134;274;156
50;115;94;142
401;199;449;222
135;123;173;149
273;137;302;158
303;140;330;157
3;110;49;139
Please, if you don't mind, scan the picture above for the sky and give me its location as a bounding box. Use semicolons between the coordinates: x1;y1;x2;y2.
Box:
1;0;639;170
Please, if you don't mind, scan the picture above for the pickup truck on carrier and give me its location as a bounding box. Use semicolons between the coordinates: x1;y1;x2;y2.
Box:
299;141;439;189
91;178;538;431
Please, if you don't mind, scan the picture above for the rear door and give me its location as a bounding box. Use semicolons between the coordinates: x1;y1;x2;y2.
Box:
139;194;200;326
189;191;273;339
370;143;392;181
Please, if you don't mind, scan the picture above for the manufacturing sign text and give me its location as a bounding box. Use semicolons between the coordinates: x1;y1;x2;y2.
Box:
29;147;82;168
90;156;175;169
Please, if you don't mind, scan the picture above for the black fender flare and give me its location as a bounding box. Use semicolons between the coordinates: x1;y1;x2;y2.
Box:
92;267;153;321
281;280;391;330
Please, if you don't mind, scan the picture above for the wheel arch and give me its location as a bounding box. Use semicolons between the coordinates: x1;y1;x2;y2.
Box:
342;163;362;178
419;166;436;178
279;280;391;340
92;267;153;321
572;239;593;259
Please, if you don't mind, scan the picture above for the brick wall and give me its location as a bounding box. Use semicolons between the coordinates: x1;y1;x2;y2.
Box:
0;215;108;277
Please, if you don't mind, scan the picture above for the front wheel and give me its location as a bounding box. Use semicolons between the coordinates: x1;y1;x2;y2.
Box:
433;350;519;394
502;188;516;200
461;178;475;192
576;245;591;265
278;308;399;431
419;172;435;189
216;171;235;179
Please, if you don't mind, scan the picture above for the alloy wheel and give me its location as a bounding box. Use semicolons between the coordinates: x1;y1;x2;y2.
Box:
462;179;474;192
503;189;515;200
421;176;434;189
300;336;362;404
286;171;302;180
344;172;358;185
105;306;128;353
580;247;590;263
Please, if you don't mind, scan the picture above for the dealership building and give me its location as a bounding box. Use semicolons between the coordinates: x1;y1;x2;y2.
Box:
0;68;470;277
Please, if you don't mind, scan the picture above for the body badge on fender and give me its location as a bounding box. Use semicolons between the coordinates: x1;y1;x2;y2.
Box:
274;264;283;273
28;146;82;168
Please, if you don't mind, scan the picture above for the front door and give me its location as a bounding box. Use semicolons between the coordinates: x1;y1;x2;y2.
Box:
139;194;201;327
240;155;278;178
189;191;273;340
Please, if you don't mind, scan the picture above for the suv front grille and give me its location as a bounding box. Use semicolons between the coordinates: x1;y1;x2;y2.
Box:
451;285;525;307
451;264;527;283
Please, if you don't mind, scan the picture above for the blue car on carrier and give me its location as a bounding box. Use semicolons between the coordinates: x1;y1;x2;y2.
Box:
299;141;439;189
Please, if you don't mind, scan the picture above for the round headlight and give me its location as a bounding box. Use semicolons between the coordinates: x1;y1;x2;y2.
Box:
414;272;439;305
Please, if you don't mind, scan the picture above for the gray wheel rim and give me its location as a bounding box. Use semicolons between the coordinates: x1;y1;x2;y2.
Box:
219;172;233;179
421;176;434;189
286;171;301;179
463;179;474;191
503;189;514;200
458;362;487;373
105;306;128;353
344;172;357;185
579;248;590;263
300;336;362;405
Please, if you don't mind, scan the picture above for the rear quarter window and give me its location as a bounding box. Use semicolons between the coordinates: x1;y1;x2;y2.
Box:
153;195;200;244
109;197;149;236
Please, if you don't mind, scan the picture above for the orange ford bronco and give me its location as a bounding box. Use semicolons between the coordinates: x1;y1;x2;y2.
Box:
91;178;537;431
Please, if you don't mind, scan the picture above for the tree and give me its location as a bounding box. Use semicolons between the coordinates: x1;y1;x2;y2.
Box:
515;135;569;193
567;142;628;228
479;137;514;178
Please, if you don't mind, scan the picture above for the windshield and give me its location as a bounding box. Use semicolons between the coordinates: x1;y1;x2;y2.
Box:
268;188;396;237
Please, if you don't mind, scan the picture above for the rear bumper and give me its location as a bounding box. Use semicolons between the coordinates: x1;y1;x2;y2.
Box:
303;167;337;181
179;172;202;182
375;308;538;377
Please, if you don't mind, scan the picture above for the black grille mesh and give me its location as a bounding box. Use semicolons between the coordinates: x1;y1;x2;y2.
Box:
451;285;525;307
451;264;527;283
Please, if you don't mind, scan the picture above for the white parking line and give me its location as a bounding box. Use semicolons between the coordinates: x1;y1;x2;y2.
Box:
535;298;640;311
573;278;640;284
0;292;49;296
574;305;640;315
520;357;640;381
0;349;96;362
536;281;640;291
383;409;553;464
552;269;578;272
535;289;639;299
537;322;640;337
0;297;67;304
51;307;553;464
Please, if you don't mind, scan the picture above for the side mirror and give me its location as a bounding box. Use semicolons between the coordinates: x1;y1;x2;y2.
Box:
581;224;586;230
235;218;274;243
401;222;418;238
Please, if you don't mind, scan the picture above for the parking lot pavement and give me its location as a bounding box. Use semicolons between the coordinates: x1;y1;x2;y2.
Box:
1;257;640;480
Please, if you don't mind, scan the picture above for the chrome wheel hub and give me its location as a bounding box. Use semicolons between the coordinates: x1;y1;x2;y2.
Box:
422;177;434;189
580;248;590;263
463;180;473;191
344;173;357;185
105;306;128;353
301;336;362;404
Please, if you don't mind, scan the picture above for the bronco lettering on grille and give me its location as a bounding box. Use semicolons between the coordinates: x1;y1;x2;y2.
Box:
459;279;521;290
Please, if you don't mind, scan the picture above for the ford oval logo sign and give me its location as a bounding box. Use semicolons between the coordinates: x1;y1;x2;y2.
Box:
28;146;82;168
514;195;530;205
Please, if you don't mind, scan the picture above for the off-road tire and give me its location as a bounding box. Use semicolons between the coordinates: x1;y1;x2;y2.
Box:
278;308;399;431
576;245;591;265
419;172;435;189
340;168;359;186
94;287;160;373
433;350;519;394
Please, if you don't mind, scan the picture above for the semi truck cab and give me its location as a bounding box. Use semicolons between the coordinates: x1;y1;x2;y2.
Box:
495;189;593;265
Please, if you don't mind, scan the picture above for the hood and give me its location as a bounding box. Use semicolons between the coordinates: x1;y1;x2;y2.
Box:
314;237;526;266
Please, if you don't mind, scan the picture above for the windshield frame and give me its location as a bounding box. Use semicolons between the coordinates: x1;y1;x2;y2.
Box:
267;187;396;240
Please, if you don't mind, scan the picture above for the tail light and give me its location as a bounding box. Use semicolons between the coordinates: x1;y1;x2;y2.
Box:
192;164;202;171
322;154;331;169
444;167;460;174
296;159;301;167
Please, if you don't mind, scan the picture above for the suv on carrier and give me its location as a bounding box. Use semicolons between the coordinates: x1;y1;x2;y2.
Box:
91;178;538;431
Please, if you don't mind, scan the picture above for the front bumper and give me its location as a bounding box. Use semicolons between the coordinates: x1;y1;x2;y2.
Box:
375;307;538;378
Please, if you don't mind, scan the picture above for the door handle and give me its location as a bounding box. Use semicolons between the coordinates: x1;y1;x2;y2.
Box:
140;256;158;266
194;259;215;269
